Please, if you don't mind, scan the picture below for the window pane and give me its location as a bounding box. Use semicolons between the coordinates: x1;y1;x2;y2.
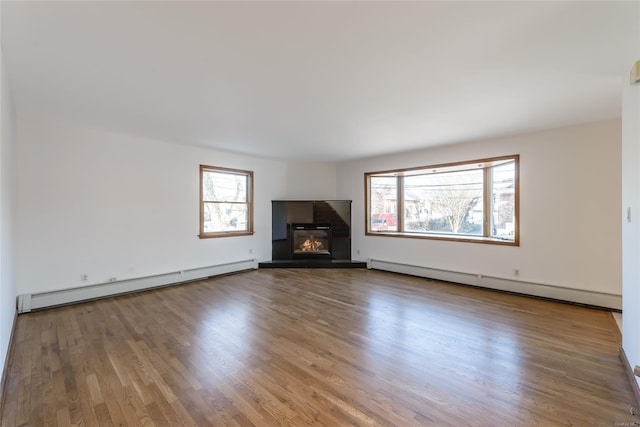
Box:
491;162;516;240
403;175;430;232
202;171;247;203
365;156;518;244
405;170;483;235
204;202;249;233
369;176;398;231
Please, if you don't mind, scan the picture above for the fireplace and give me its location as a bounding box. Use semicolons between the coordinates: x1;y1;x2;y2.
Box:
260;200;366;268
291;224;331;258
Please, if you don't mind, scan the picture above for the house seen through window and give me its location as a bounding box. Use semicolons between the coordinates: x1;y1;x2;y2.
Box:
366;155;518;245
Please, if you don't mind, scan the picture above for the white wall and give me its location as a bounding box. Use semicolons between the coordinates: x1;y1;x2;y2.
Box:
14;119;337;296
621;1;640;392
0;48;17;375
338;120;622;304
622;71;640;392
279;162;337;200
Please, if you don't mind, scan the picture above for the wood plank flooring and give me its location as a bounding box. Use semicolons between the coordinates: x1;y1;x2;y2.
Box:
1;268;637;426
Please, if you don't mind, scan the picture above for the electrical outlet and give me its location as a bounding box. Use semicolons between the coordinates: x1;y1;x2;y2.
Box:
514;269;520;277
249;248;253;254
81;274;88;283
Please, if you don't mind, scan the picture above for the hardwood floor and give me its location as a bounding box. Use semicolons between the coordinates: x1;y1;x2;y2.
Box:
1;268;637;426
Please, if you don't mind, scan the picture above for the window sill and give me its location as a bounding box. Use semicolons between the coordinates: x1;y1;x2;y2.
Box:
199;231;254;239
365;230;518;246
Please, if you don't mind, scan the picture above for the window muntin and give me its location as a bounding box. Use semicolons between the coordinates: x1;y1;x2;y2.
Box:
200;165;254;238
366;155;518;245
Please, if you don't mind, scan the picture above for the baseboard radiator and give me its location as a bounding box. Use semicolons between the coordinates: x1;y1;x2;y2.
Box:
367;259;622;310
17;259;258;313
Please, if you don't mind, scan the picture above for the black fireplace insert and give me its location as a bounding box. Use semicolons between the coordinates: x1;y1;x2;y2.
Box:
291;224;331;258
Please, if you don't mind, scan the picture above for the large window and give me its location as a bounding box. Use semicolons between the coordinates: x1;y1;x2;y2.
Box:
199;165;254;238
366;155;518;245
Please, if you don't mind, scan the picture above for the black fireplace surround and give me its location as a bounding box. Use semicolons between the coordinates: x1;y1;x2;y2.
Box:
259;200;366;268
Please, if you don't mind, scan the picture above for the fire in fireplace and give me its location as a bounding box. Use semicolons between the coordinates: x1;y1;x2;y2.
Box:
291;224;331;258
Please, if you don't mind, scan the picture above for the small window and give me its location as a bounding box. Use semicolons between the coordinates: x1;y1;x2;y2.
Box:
199;165;254;238
365;155;519;245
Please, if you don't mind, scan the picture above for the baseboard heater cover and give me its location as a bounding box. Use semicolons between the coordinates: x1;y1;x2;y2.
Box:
17;259;258;313
367;259;621;310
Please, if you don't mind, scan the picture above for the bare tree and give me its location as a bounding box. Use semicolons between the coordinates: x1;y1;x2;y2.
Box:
203;173;244;230
431;186;481;233
417;171;482;233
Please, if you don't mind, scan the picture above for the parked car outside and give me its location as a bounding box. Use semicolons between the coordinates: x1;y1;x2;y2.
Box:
370;213;397;231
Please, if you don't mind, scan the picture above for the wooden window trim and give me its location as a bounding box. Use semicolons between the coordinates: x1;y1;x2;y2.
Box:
199;164;254;239
365;155;519;246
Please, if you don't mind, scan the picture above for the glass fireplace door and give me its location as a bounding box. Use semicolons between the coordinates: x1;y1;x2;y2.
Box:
291;224;331;257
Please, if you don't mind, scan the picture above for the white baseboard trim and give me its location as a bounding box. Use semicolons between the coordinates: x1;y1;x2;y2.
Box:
17;259;258;313
367;259;621;310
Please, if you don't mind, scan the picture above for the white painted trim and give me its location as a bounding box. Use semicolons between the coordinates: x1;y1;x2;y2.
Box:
17;259;258;312
368;259;621;309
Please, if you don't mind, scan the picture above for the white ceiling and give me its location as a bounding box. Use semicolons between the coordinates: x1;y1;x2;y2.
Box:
1;1;637;162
